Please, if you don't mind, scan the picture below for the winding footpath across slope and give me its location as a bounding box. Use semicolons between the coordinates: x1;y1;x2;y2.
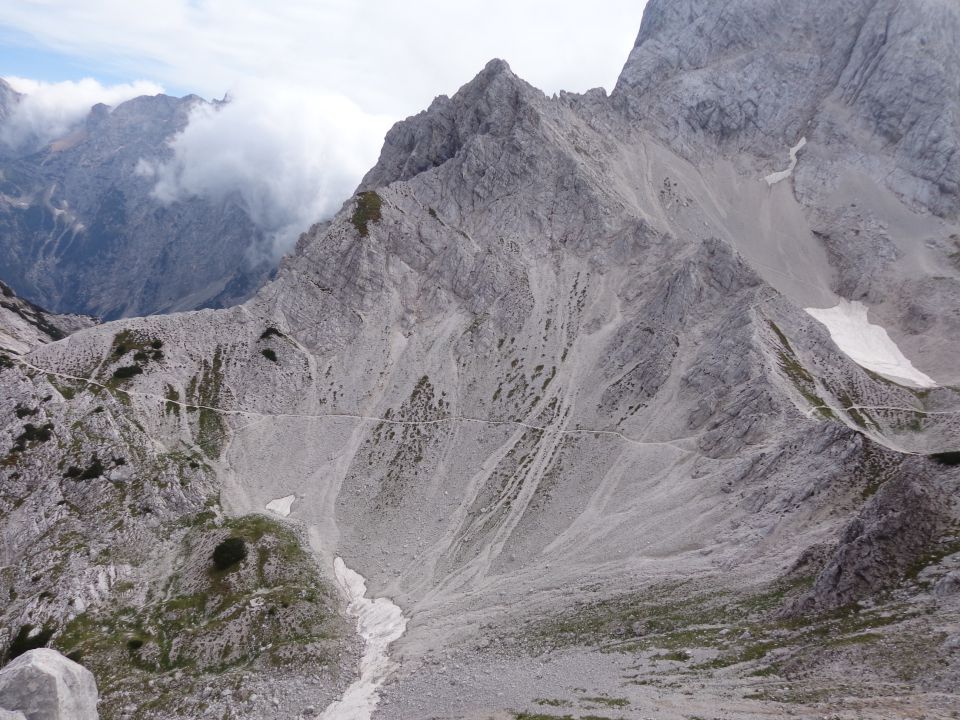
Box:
9;356;699;453
10;355;958;457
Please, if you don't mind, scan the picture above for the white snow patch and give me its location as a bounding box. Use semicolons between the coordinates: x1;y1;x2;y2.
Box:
805;300;937;388
319;557;407;720
265;494;296;517
764;136;807;186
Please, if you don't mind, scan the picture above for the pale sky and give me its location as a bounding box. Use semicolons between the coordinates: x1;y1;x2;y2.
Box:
0;0;649;255
0;1;648;114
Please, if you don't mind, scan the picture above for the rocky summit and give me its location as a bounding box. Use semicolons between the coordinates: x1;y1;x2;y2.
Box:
1;1;959;719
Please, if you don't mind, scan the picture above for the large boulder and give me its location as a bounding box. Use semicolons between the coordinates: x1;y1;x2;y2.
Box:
0;649;98;720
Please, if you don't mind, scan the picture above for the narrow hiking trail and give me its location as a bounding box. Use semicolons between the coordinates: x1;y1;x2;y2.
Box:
12;355;957;457
10;356;698;453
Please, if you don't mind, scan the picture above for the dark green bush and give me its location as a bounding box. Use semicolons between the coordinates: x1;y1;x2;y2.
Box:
79;455;105;480
112;365;143;380
150;339;163;349
12;422;54;452
5;624;55;662
64;455;105;480
212;537;247;571
930;451;960;466
261;348;278;362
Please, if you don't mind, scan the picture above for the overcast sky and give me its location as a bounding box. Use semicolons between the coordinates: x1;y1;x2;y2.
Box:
0;0;649;255
0;1;647;114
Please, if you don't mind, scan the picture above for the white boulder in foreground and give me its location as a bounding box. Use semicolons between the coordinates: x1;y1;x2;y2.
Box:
0;649;98;720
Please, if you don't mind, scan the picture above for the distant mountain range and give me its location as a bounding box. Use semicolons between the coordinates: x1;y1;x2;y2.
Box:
0;81;272;319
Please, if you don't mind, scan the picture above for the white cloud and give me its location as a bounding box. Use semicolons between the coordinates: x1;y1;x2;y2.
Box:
1;76;164;149
0;1;647;117
139;82;392;258
0;0;649;257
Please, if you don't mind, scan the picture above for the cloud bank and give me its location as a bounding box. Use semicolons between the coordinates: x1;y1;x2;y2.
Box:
138;82;392;258
0;76;163;149
0;1;649;258
0;1;647;117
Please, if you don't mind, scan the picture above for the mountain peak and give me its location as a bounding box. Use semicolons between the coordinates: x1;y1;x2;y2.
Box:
360;55;540;190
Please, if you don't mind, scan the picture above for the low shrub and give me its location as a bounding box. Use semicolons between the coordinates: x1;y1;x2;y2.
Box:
112;365;143;380
212;537;247;571
351;191;382;237
5;624;55;662
12;422;54;452
930;451;960;466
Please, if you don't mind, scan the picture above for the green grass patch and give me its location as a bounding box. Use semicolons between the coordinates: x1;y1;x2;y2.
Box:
351;191;382;237
582;696;629;707
768;321;835;419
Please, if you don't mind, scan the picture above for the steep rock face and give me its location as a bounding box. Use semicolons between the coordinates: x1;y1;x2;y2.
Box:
615;0;960;219
786;459;954;614
0;649;98;720
0;93;270;319
615;0;874;152
616;0;960;385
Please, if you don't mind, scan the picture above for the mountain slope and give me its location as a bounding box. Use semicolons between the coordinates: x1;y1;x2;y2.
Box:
0;92;271;319
1;2;959;719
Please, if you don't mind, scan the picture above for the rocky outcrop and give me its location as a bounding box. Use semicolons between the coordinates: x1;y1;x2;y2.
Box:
0;79;20;125
935;570;960;597
0;649;98;720
785;464;949;614
360;59;543;190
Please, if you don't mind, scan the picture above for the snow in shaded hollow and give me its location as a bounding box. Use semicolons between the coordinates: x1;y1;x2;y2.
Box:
320;558;407;720
764;137;807;186
265;495;296;517
805;300;937;388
